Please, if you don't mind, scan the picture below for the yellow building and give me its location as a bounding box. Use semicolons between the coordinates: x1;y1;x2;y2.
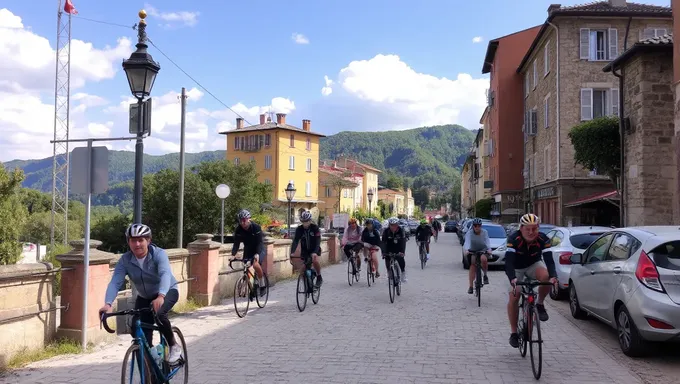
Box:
318;164;360;219
335;157;382;214
220;113;325;218
378;188;406;216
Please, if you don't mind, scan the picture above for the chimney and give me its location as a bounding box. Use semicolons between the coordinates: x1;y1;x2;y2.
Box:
259;114;266;124
547;4;561;15
608;0;626;7
236;117;244;129
276;113;286;125
302;119;311;132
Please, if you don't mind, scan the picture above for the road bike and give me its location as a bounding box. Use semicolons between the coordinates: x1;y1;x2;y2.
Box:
100;307;188;384
365;245;380;287
433;229;438;243
469;250;488;307
229;258;269;318
384;252;403;303
418;241;428;269
346;243;363;286
291;255;320;312
514;279;555;380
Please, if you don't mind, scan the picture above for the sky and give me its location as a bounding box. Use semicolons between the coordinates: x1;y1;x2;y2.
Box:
0;0;672;162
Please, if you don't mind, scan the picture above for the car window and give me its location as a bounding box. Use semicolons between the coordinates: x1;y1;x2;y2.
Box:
482;225;507;238
649;241;680;270
569;233;606;250
585;234;613;263
606;234;635;261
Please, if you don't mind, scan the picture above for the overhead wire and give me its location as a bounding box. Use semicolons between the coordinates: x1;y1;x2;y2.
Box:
71;14;253;125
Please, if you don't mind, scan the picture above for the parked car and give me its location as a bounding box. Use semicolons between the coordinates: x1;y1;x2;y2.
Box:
398;219;411;240
568;226;680;357
539;223;557;234
459;218;492;244
504;223;519;235
444;220;458;233
408;220;419;234
462;223;507;269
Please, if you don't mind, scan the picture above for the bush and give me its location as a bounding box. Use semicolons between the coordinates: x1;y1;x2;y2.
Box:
472;198;494;219
568;116;620;183
44;243;72;295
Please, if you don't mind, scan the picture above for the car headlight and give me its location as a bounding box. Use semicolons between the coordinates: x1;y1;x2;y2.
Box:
495;245;506;252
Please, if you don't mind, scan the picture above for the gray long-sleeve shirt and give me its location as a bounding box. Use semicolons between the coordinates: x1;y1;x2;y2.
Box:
463;228;491;252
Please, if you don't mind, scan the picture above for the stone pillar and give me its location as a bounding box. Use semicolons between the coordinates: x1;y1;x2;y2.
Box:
262;236;275;276
324;233;340;263
56;239;115;344
187;234;221;306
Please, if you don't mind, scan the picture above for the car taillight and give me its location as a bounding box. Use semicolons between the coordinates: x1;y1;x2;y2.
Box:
635;250;665;293
645;317;674;330
559;252;573;265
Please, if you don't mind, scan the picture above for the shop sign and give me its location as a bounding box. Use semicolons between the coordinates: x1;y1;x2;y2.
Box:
534;186;556;200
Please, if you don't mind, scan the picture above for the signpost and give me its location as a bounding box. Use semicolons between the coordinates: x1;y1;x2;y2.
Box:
129;98;153;136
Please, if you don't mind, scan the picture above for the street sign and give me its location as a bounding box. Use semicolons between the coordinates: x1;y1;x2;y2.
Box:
129;98;152;136
70;146;109;195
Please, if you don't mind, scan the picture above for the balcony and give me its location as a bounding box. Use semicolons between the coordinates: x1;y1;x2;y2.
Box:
243;145;263;153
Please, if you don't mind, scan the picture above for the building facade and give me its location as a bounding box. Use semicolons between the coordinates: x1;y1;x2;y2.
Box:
335;157;382;214
518;0;671;226
378;188;406;216
460;158;473;216
482;25;541;223
318;164;360;218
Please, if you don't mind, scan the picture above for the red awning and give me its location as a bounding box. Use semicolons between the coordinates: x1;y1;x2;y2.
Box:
564;190;619;208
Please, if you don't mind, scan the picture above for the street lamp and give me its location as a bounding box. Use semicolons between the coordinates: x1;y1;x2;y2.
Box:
367;188;374;216
215;184;231;243
285;182;296;238
123;9;161;224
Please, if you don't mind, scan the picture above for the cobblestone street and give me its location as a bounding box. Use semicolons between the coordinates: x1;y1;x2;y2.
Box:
0;233;667;383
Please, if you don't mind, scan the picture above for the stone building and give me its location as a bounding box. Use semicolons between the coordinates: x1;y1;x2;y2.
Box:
604;34;676;225
517;0;671;226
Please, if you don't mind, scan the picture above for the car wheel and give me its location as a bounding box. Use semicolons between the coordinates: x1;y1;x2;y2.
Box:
550;284;567;301
569;283;588;319
462;252;470;270
615;305;648;357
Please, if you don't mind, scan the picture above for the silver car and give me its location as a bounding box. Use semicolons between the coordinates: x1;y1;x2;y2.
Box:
462;223;507;269
568;226;680;357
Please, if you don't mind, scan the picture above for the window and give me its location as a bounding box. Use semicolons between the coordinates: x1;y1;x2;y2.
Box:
641;28;667;40
233;137;239;150
249;156;255;163
288;156;295;170
289;134;295;147
648;240;680;271
239;137;245;150
585;234;613;263
544;146;550;180
306;158;312;172
305;181;311;197
234;157;240;165
343;189;348;198
580;28;618;61
524;74;529;98
544;95;550;128
569;232;607;250
325;186;332;197
544;41;550;76
532;60;537;89
264;179;271;185
606;234;636;261
265;134;271;147
526;108;538;135
580;88;619;120
306;138;311;151
264;155;272;169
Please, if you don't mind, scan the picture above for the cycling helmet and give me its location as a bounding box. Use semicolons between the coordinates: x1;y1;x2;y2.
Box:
348;217;358;225
237;209;251;220
300;210;313;222
420;219;427;225
126;223;152;239
387;217;399;225
472;218;483;226
364;219;373;226
519;213;540;226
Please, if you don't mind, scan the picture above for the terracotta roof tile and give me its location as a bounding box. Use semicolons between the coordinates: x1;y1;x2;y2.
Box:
554;1;670;14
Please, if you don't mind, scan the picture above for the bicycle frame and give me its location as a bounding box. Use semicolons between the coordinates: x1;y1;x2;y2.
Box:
230;258;256;289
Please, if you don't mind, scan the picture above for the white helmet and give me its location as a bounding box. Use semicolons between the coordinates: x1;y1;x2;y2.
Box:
126;223;152;239
519;213;540;226
387;217;399;225
300;210;313;222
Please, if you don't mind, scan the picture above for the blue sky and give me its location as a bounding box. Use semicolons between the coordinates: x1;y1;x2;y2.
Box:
0;0;671;161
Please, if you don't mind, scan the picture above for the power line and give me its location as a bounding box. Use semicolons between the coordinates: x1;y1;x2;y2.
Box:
72;15;135;30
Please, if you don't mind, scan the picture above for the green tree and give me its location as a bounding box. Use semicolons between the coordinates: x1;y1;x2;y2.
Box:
0;165;28;264
91;213;132;253
568;116;620;187
412;186;430;209
472;198;494;219
382;172;403;190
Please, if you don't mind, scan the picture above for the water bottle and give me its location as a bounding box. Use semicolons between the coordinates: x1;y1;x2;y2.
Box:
153;344;164;365
305;269;312;278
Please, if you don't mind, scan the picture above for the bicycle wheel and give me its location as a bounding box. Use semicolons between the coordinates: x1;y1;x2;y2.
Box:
354;257;361;283
366;259;372;287
296;273;307;312
388;264;396;303
166;327;189;384
529;307;543;379
475;262;482;307
347;257;355;286
120;344;153;384
420;248;425;269
233;276;250;318
518;301;528;357
256;273;269;308
394;265;401;296
311;275;321;304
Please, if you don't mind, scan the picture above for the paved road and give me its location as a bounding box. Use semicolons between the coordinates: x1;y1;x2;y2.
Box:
0;233;662;383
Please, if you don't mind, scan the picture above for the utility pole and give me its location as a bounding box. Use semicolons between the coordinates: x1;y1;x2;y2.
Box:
177;87;187;247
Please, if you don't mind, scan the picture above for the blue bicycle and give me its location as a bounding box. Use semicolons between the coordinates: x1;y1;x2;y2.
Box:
100;307;188;383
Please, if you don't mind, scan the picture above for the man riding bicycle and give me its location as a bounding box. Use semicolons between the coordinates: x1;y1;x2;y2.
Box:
463;218;491;294
381;217;407;282
432;219;442;239
341;217;363;270
361;218;382;278
415;219;433;260
99;224;183;364
230;209;266;296
505;213;558;348
291;210;323;287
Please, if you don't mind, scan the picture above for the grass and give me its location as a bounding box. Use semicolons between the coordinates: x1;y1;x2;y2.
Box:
3;338;93;372
170;298;204;316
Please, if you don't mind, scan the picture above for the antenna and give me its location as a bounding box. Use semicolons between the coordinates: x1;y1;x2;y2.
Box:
267;105;274;123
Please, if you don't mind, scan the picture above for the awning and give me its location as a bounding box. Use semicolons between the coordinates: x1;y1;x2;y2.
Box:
564;190;619;208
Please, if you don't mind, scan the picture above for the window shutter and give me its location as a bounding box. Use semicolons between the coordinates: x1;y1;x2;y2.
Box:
532;60;537;89
544;42;550;75
580;28;590;59
611;88;620;116
531;110;538;134
580;88;593;121
544;97;549;128
608;28;618;59
233;137;238;150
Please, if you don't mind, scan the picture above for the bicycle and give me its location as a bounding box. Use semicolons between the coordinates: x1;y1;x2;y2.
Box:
417;240;428;269
433;229;438;243
513;279;555;380
468;250;488;307
290;255;320;312
364;245;379;287
229;258;269;318
100;307;188;384
384;252;403;303
346;244;363;286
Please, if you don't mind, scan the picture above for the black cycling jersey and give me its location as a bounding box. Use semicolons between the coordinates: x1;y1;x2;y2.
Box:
382;226;406;255
432;221;442;231
231;222;264;260
415;225;433;242
361;227;382;247
291;223;322;256
504;230;557;281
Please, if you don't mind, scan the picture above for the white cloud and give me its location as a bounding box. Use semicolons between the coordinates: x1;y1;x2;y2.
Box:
145;4;199;28
321;75;333;96
291;33;309;45
472;36;483;43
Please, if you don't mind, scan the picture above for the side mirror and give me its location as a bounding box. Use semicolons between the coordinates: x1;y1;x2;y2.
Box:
570;253;583;265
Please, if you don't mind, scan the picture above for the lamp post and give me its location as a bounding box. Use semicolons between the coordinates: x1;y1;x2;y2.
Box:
367;188;374;217
285;182;296;238
122;9;161;224
215;184;231;243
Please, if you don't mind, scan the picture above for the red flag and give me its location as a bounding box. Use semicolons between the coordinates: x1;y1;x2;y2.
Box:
64;0;78;15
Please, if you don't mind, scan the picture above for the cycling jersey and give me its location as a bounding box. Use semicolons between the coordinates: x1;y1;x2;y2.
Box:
381;226;406;255
464;228;490;253
415;225;433;242
291;223;322;256
432;221;442;231
232;222;264;260
361;227;382;247
504;230;557;281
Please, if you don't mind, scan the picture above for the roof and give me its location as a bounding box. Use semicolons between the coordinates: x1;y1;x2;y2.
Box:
555;225;614;234
338;158;383;173
482;25;542;74
603;33;673;72
319;165;362;179
378;188;404;196
564;190;620;208
218;122;326;137
479;106;490;124
517;1;672;73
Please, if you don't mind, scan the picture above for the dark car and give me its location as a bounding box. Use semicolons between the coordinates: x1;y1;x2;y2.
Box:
444;220;458;233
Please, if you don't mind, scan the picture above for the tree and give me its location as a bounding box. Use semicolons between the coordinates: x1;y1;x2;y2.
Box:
382;172;403;190
568;116;620;187
472;198;494;219
0;165;28;264
412;187;430;209
322;169;357;213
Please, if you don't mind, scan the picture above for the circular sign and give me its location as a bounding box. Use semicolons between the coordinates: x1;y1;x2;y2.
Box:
215;184;231;199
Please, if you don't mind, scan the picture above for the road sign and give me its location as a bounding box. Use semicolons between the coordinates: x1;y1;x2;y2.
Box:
70;146;109;195
129;98;152;136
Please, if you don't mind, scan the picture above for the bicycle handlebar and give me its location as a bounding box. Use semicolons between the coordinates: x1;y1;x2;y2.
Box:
229;258;251;270
514;281;555;286
99;307;155;334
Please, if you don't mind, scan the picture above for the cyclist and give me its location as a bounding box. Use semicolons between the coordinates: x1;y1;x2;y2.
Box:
361;218;382;278
463;218;491;294
230;209;266;296
381;217;407;282
99;224;183;364
291;210;323;287
415;219;433;260
432;219;442;240
505;213;558;349
341;217;363;270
